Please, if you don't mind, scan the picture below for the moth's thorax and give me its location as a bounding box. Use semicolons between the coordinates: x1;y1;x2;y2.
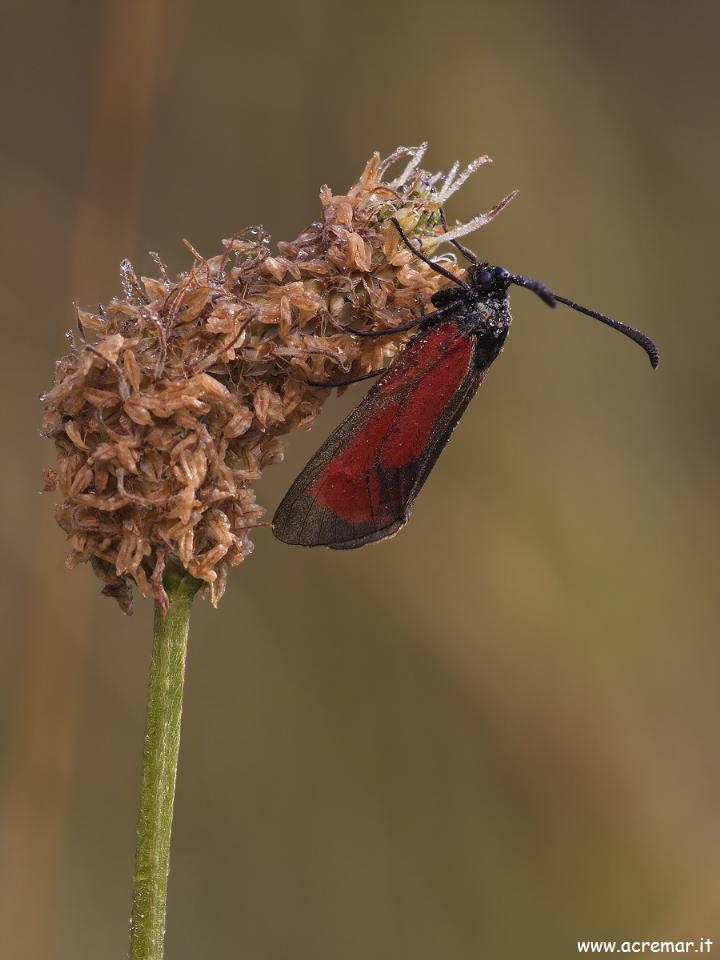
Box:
452;290;511;341
430;274;512;341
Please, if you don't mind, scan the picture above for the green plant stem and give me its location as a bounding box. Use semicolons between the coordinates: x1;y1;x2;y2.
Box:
129;570;200;960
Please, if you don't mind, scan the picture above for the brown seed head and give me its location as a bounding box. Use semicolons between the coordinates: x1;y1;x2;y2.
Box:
42;145;514;612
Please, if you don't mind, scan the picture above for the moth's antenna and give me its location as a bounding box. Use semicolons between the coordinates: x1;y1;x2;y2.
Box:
506;273;555;307
390;218;472;293
508;273;660;369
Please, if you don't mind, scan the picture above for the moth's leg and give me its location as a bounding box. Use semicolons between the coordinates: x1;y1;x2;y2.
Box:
439;208;479;264
306;368;388;388
390;217;472;293
338;302;455;338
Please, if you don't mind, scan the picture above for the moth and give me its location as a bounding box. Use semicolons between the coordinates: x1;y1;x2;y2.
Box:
272;217;659;549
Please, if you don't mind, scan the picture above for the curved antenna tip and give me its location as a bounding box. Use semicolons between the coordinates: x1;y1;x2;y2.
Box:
541;288;660;371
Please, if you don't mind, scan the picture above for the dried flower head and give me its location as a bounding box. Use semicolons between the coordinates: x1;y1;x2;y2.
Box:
42;144;514;612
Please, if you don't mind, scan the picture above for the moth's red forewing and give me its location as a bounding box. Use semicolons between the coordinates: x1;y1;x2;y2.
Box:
273;319;504;548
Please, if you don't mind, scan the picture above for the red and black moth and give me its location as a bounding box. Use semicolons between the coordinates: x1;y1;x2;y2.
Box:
272;217;660;549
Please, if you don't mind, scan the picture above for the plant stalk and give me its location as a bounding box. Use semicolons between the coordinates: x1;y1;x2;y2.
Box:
129;570;200;960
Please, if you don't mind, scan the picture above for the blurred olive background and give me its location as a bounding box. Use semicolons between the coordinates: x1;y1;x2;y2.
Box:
2;0;719;957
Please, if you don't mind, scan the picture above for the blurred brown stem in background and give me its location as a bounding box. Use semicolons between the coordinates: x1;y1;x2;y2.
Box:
0;1;166;956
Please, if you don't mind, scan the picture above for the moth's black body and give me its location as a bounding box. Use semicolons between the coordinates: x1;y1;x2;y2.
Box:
272;218;660;549
428;265;513;342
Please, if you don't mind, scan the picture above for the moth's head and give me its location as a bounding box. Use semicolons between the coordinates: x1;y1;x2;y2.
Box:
470;264;512;300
